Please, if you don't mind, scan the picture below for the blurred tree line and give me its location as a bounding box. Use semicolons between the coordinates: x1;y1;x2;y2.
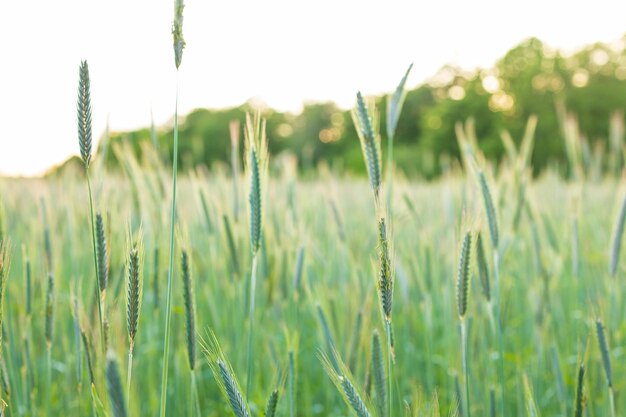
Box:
101;36;626;178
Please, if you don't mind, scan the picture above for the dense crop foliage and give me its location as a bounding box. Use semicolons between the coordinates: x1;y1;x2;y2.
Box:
0;142;625;416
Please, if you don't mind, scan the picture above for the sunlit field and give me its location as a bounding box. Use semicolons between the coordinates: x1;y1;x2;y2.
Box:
0;133;625;416
3;1;626;417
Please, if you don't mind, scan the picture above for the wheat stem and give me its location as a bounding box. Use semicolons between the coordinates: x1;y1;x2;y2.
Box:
245;254;258;401
87;173;105;354
574;364;584;417
159;72;180;417
289;350;296;417
107;353;128;417
384;321;393;417
191;371;201;417
461;320;471;417
493;250;505;417
126;346;133;412
47;344;52;410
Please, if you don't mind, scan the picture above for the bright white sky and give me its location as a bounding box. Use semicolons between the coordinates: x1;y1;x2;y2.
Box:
1;0;625;176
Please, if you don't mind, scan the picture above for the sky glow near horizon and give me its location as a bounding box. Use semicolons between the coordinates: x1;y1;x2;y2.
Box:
1;0;626;176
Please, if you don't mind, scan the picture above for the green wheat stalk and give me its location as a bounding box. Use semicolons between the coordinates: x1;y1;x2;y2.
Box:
181;249;200;417
522;373;538;417
321;353;373;417
107;352;128;417
476;232;491;303
353;92;382;200
347;311;363;373
288;350;296;417
377;218;394;417
317;304;339;372
473;164;504;416
77;60;105;354
0;202;5;244
371;330;386;417
595;319;615;417
244;112;269;400
353;87;395;417
609;190;626;277
0;239;10;411
202;331;251;417
45;272;55;408
457;231;472;417
574;363;585;417
159;1;185;415
126;229;143;410
264;389;279;417
95;213;109;307
0;242;10;356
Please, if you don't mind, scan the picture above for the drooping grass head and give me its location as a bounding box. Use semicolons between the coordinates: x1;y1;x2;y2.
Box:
244;112;269;256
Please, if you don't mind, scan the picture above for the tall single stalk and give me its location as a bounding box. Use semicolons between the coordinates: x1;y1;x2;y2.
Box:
159;74;180;416
288;350;296;417
126;234;143;413
87;174;104;351
181;249;199;417
47;344;52;408
474;166;504;417
384;321;393;417
377;218;394;417
191;371;201;417
159;2;185;415
456;231;472;417
77;61;105;354
106;353;128;417
243;113;268;401
596;319;616;417
353;93;395;416
460;320;470;417
126;348;133;409
245;255;258;400
493;251;505;417
45;272;55;410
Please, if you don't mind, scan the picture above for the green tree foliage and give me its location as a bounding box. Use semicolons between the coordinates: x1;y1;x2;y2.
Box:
101;35;626;178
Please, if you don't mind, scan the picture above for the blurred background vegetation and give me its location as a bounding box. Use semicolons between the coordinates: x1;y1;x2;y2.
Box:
80;36;626;179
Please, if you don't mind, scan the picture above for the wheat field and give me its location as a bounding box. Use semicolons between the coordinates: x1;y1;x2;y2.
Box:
0;1;625;416
0;143;624;416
